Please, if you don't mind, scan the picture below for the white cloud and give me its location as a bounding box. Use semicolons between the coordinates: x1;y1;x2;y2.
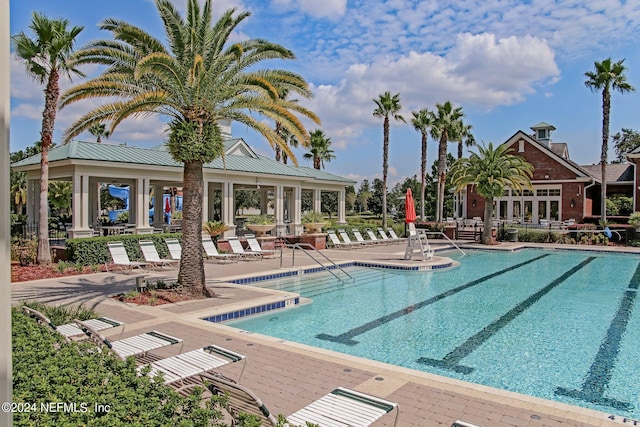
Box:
270;0;346;18
301;33;559;149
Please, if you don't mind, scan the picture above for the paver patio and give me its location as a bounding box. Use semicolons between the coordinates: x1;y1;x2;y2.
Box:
11;240;640;426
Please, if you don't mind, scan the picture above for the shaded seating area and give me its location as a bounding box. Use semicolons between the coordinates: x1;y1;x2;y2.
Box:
107;241;147;272
201;373;399;426
23;306;123;342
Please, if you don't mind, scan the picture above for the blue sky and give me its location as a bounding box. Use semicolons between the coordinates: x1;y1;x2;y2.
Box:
9;0;640;187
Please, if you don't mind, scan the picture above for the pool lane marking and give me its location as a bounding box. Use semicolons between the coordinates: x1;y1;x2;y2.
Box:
554;261;640;411
316;253;551;346
417;257;596;374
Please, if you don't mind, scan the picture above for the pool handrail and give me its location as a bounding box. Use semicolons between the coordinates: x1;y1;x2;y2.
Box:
419;231;466;256
281;242;354;282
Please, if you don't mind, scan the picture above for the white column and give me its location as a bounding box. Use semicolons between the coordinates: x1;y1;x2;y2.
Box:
313;188;322;213
0;0;12;422
338;189;346;224
152;185;162;225
72;173;82;230
275;184;284;235
292;186;303;236
142;178;150;227
202;179;209;222
81;174;90;229
222;182;235;236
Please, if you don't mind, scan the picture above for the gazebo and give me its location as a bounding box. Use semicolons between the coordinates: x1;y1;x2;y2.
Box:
12;133;354;239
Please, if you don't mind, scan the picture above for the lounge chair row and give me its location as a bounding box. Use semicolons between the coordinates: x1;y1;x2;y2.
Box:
107;234;276;272
327;228;406;248
23;306;400;426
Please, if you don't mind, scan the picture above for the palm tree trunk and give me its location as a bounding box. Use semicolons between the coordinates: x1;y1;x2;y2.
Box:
382;117;389;229
436;134;447;222
37;70;59;264
482;198;493;245
420;132;427;221
601;89;611;222
177;160;207;297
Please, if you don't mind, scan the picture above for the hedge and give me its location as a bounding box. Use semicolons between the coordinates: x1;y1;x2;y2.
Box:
65;233;181;266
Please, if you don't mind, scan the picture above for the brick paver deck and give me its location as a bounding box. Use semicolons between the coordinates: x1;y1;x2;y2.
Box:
12;240;640;426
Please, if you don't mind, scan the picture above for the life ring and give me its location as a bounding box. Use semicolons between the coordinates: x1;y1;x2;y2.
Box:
604;227;612;238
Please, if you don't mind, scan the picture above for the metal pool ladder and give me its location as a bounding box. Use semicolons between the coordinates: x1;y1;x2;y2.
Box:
281;242;354;282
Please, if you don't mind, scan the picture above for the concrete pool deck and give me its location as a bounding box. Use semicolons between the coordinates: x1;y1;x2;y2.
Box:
11;240;640;426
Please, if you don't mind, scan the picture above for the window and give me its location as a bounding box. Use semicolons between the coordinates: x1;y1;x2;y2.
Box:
537;129;547;139
549;189;560;196
537;189;548;196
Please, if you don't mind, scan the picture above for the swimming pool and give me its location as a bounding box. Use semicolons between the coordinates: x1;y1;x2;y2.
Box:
227;249;640;418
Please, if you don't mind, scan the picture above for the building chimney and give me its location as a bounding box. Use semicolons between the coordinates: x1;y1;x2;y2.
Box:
530;122;556;147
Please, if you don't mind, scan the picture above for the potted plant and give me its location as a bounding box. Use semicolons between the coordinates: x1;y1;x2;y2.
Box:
245;214;275;236
301;211;326;234
629;212;640;231
202;221;231;241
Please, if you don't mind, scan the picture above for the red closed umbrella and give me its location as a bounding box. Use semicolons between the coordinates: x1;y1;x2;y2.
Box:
405;188;416;223
164;197;171;214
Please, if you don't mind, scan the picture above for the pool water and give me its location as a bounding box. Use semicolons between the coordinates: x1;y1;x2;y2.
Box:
228;249;640;418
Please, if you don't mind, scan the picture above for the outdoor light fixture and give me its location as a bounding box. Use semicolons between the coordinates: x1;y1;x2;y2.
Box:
472;199;477;207
570;199;575;208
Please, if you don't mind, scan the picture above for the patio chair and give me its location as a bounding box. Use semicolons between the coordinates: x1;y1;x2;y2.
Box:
365;228;383;244
201;373;399;427
352;228;376;245
139;344;247;387
387;228;406;241
244;234;276;258
106;241;147;272
378;227;403;243
165;238;182;260
227;237;261;260
326;230;352;248
76;319;183;360
202;236;239;263
338;229;365;247
23;306;123;342
139;240;179;269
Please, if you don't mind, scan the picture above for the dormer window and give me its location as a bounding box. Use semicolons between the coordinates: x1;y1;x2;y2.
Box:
537;129;547;140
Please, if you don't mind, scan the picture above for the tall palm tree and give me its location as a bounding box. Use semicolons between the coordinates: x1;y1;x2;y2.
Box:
411;108;433;221
280;126;299;165
450;143;534;244
61;0;319;297
455;122;475;159
585;58;635;222
11;173;27;215
430;101;464;222
303;129;335;169
12;13;84;264
88;123;110;142
273;88;301;164
373;91;405;229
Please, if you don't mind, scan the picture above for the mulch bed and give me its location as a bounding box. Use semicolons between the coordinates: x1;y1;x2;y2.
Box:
11;263;105;283
112;290;200;306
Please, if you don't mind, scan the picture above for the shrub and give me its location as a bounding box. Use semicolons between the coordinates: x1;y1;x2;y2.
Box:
12;307;225;426
66;233;181;266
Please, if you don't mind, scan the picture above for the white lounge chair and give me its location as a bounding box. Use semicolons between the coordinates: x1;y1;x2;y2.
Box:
352;228;376;245
165;238;182;260
106;241;147;272
227;237;261;260
326;230;352;248
23;306;123;342
365;228;383;244
244;234;276;258
139;240;179;269
140;344;247;386
201;373;399;427
202;236;239;263
337;229;365;247
387;228;406;241
378;227;403;243
77;319;182;360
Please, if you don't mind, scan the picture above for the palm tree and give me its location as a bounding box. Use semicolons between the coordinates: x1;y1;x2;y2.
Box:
273;88;301;164
585;58;635;222
455;122;475;159
12;13;84;264
373;92;405;229
450;143;534;244
11;173;27;215
280;126;299;165
411;108;433;221
60;0;319;297
430;101;465;222
303;129;335;169
88;123;110;142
